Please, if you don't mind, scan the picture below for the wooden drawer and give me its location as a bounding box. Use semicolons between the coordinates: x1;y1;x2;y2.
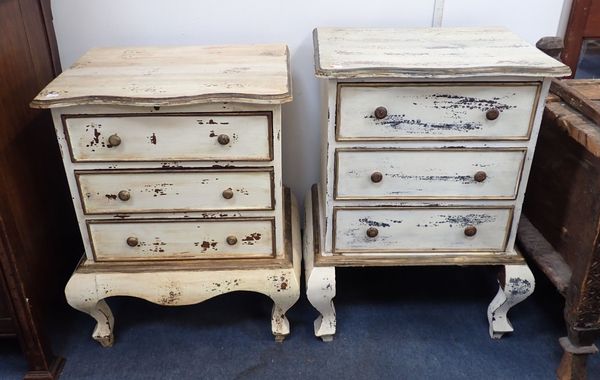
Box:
63;112;272;162
76;168;274;214
87;218;275;261
333;207;513;253
336;83;540;141
335;148;525;200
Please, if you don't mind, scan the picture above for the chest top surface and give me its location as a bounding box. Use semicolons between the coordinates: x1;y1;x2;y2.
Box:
314;27;571;79
32;44;292;108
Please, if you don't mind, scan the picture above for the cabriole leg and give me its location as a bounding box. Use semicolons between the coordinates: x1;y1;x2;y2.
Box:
65;272;115;347
487;264;535;339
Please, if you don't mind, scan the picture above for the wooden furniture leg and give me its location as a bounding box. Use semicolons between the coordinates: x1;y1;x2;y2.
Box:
487;263;535;339
558;330;599;380
303;188;336;342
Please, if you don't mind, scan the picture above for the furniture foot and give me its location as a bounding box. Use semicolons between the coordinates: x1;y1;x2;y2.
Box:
487;264;535;339
270;292;297;340
557;336;598;380
65;272;115;347
23;355;65;380
303;186;337;341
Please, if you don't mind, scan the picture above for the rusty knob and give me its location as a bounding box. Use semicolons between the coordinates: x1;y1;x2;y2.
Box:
366;227;379;238
371;172;383;183
222;188;234;199
464;226;477;237
474;171;487;183
126;236;139;247
217;134;230;145
226;235;238;245
118;190;131;201
374;106;388;119
486;108;500;120
108;134;121;147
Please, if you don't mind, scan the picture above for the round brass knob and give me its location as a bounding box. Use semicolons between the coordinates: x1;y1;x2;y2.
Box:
108;134;121;147
486;108;500;120
374;106;388;119
474;171;487;183
118;190;131;201
217;134;230;145
226;235;238;245
464;226;477;237
370;172;383;183
222;188;234;199
126;236;138;247
366;227;379;238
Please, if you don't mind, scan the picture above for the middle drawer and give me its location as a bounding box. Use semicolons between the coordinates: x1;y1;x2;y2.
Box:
76;168;274;214
335;148;526;200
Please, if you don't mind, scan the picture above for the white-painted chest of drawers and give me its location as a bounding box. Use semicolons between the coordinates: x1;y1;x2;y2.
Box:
32;45;301;345
303;27;570;341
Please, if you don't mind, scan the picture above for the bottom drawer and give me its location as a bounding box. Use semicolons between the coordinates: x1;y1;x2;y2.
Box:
334;207;513;253
88;218;275;261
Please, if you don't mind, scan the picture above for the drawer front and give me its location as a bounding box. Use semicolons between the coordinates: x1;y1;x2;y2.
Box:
88;218;275;261
334;207;513;253
336;83;540;141
335;149;525;200
77;169;274;214
63;112;272;162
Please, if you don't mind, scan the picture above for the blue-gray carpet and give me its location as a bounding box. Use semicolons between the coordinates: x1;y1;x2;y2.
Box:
1;265;599;379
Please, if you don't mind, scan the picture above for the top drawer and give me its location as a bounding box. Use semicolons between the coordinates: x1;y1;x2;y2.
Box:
336;83;540;141
62;112;272;162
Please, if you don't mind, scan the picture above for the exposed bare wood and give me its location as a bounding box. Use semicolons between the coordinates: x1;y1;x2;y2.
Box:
551;79;600;126
314;27;571;79
32;44;293;108
517;216;572;296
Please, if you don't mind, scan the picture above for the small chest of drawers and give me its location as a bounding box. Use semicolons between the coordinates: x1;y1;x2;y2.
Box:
304;27;570;341
32;44;301;345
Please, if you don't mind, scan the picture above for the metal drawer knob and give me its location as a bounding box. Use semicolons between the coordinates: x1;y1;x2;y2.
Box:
108;134;121;147
370;172;383;183
464;226;477;237
486;108;500;120
126;236;139;247
217;134;230;145
366;227;379;238
118;190;131;201
222;188;234;199
474;171;487;183
374;106;388;119
226;235;238;245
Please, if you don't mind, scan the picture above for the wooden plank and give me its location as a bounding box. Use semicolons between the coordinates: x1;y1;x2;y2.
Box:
545;98;600;158
314;27;571;79
550;79;600;126
516;215;572;296
315;252;525;267
32;44;292;108
561;0;593;76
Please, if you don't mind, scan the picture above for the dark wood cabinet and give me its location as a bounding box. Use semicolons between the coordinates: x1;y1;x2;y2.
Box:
0;0;83;378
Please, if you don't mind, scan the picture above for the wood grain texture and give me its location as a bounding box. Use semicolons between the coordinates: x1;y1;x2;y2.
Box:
314;27;571;79
550;79;600;127
0;0;82;378
32;44;292;108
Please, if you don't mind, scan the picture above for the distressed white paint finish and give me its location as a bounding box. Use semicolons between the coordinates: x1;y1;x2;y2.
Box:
487;263;535;339
88;218;274;261
334;208;512;253
77;169;273;214
51;102;285;261
64;113;272;162
335;149;525;200
32;44;292;107
309;28;556;339
65;193;301;345
314;27;571;78
337;83;540;140
303;188;336;341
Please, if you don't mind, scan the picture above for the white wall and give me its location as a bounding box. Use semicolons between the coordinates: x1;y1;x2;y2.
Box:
50;0;567;205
